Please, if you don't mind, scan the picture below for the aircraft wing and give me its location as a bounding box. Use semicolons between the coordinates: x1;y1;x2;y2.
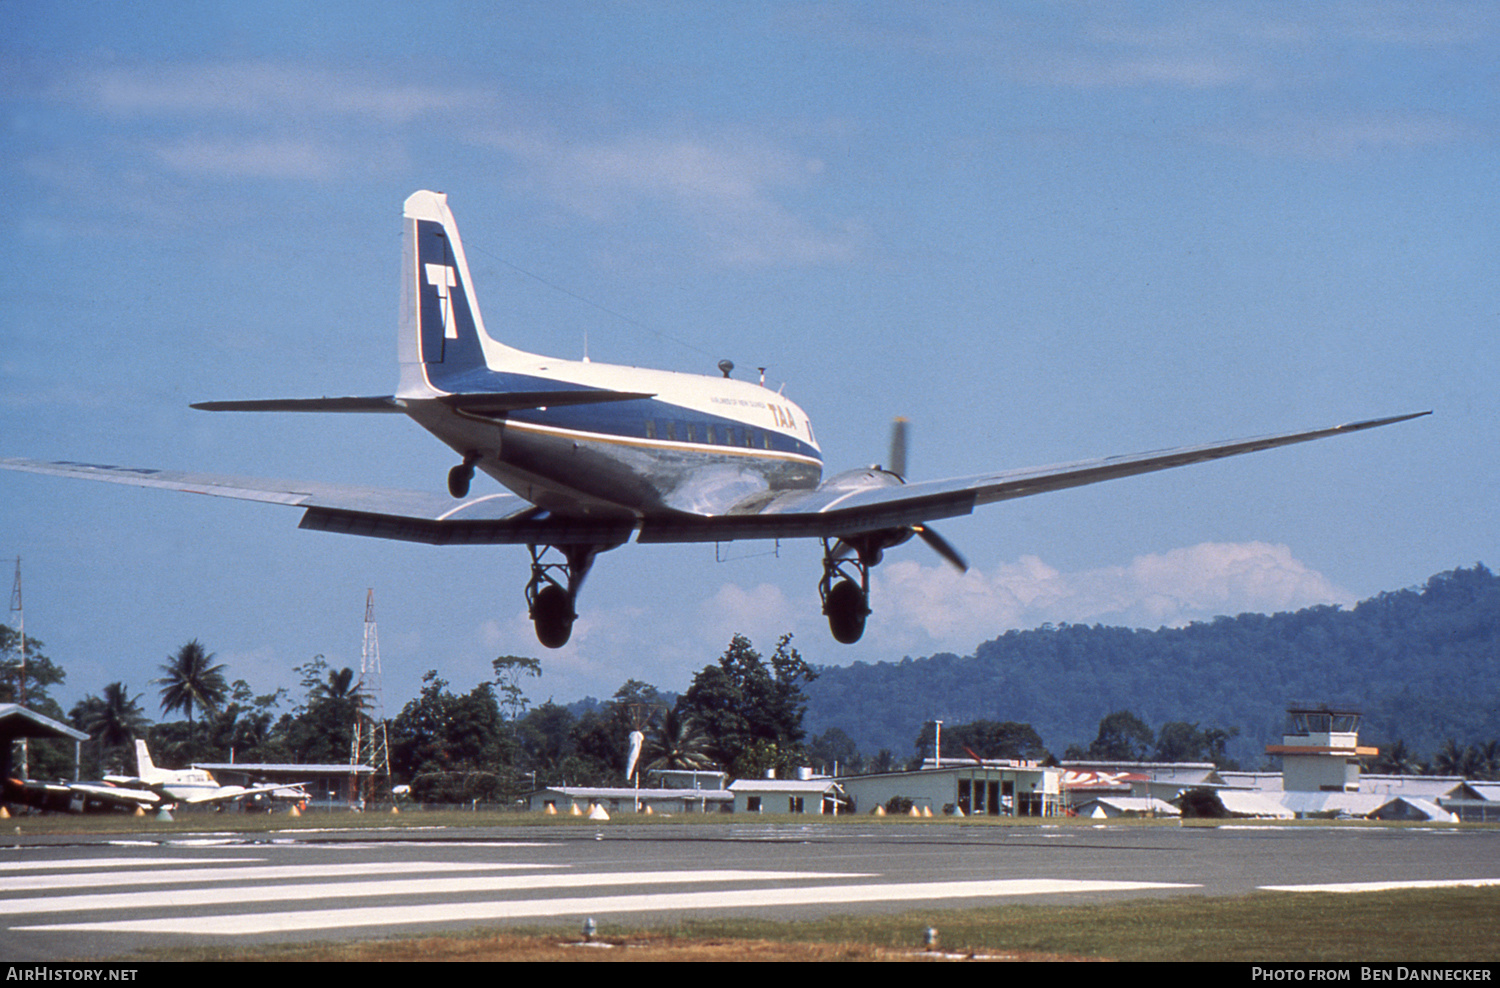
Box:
0;458;638;546
178;782;308;805
3;778;161;814
637;411;1431;543
2;412;1426;549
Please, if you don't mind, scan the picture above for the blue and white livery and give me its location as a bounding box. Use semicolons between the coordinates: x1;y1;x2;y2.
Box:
0;191;1428;647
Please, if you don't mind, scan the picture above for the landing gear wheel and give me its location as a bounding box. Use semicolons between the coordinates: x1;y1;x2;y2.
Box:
531;583;575;649
825;578;869;644
447;464;471;498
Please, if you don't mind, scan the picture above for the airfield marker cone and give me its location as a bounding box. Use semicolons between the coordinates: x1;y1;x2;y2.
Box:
289;804;301;818
588;803;609;821
0;806;7;819
545;803;556;815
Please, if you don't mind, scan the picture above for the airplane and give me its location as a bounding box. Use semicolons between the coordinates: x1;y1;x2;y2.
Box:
103;740;307;806
0;191;1428;649
3;775;163;815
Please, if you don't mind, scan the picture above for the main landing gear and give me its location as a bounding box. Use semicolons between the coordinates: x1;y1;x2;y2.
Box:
820;534;905;644
525;544;603;648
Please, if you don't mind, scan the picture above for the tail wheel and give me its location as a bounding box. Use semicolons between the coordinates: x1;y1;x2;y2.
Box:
825;578;869;644
447;454;479;499
447;464;472;498
531;583;575;649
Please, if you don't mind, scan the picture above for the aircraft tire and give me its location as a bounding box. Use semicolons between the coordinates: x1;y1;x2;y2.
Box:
825;578;869;644
447;464;472;499
532;583;575;648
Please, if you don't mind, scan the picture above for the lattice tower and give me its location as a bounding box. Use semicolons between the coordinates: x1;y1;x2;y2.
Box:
351;588;391;800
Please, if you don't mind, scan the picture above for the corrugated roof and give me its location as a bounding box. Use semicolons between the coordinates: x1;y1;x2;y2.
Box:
0;704;88;742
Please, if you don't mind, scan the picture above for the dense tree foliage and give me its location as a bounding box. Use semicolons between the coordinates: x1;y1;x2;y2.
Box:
68;682;149;777
675;633;818;778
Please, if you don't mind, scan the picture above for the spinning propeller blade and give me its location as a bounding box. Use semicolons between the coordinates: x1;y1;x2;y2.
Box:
891;417;968;573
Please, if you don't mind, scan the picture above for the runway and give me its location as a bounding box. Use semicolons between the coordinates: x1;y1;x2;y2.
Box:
2;821;1495;959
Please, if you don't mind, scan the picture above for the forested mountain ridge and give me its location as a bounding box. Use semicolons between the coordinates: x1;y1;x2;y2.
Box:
803;564;1500;769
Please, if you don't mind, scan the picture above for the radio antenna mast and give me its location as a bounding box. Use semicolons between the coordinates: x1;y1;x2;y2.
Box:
351;589;391;803
9;557;27;776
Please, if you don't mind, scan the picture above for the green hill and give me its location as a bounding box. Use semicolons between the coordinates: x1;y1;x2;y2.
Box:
803;564;1500;769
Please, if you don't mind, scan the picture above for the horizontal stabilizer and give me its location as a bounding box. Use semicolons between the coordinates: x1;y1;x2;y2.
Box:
191;396;405;413
440;390;655;414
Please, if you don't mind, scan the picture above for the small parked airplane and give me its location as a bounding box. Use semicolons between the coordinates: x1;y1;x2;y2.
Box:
0;191;1427;648
2;742;304;814
105;740;306;806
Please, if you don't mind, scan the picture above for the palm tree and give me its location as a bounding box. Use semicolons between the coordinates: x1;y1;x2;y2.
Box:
156;640;228;747
644;708;715;773
71;681;150;773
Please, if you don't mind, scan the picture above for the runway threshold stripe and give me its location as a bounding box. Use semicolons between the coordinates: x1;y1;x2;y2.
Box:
1259;878;1500;893
1;869;866;916
18;879;1197;936
4;860;555;892
0;857;262;872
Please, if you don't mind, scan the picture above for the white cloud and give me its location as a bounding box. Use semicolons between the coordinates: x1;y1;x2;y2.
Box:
154;137;343;180
1210;113;1468;159
863;542;1354;653
483;128;861;267
75;62;486;124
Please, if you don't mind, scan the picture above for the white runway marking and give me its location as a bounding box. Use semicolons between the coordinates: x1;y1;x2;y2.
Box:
1258;878;1500;893
3;859;555;892
18;878;1197;936
2;869;864;916
0;857;261;872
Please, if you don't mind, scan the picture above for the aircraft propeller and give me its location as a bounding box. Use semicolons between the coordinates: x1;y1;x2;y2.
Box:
886;417;969;573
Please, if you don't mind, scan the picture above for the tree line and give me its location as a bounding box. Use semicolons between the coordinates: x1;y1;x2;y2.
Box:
7;564;1500;797
2;630;822;805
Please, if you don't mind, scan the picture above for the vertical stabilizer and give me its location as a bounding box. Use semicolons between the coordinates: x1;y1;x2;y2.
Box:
135;739;162;782
399;191;526;398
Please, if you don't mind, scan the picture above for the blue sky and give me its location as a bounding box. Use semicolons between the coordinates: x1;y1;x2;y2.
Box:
2;2;1495;724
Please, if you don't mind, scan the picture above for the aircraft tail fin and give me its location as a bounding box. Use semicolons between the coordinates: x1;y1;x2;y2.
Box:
135;739;161;782
400;190;526;398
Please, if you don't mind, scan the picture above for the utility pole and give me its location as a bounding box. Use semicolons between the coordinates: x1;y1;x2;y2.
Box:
351;589;391;804
9;558;27;776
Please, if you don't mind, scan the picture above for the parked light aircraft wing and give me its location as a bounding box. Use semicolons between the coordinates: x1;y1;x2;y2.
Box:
2;777;162;814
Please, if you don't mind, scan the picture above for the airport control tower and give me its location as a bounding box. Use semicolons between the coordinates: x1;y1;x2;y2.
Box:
1265;705;1378;792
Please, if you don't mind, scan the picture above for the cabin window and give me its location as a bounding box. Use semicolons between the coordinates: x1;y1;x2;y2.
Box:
788;796;805;813
665;421;677;442
686;423;697;443
645;420;657;440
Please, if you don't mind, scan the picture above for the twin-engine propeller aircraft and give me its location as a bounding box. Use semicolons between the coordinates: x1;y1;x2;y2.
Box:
1;191;1426;648
2;741;305;814
107;740;307;806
